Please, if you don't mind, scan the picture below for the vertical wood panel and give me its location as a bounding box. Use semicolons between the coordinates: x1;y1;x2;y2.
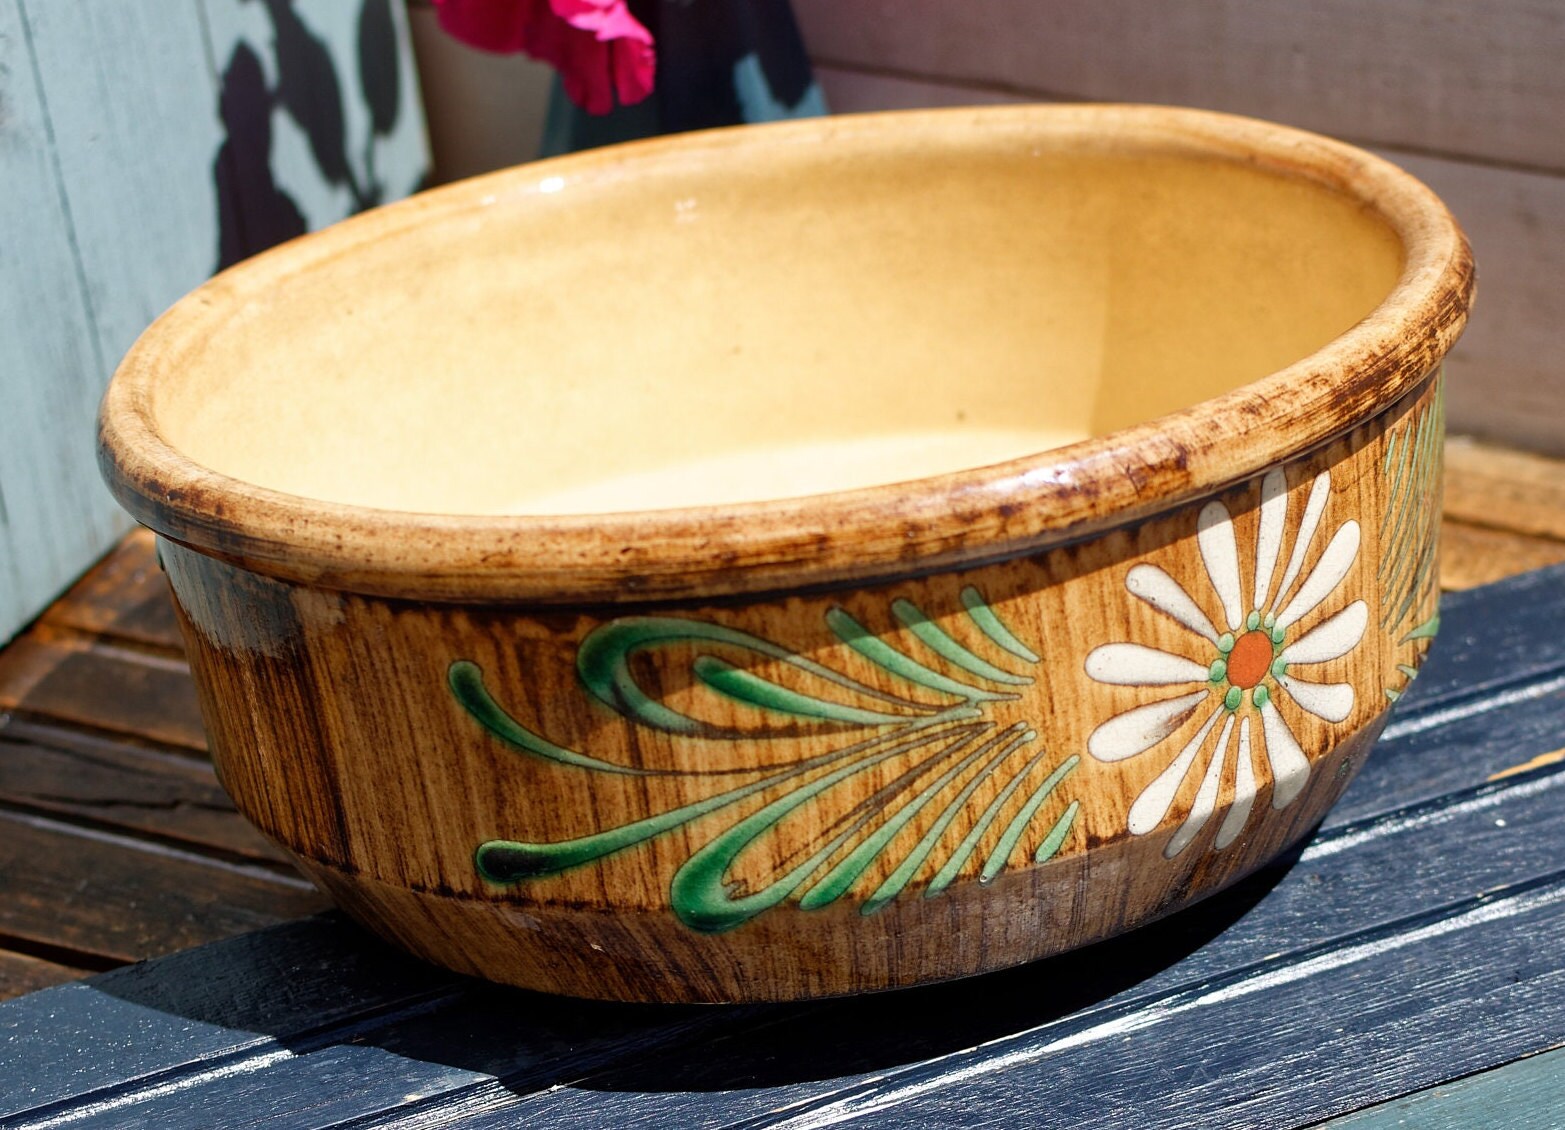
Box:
1388;151;1565;453
20;0;224;375
796;0;1565;174
0;0;132;644
0;1;429;645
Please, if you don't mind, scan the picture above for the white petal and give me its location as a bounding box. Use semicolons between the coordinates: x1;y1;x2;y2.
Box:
1252;470;1288;612
1128;706;1226;834
1283;600;1368;665
1259;700;1311;810
1165;713;1235;858
1127;564;1219;644
1276;521;1362;630
1216;717;1257;849
1198;500;1245;631
1086;643;1210;686
1277;673;1355;723
1272;472;1332;612
1087;689;1211;763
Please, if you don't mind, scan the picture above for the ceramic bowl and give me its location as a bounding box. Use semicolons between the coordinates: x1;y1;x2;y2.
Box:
99;105;1472;1003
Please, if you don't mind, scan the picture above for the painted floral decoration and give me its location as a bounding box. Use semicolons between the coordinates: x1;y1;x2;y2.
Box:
434;0;656;115
1085;470;1367;858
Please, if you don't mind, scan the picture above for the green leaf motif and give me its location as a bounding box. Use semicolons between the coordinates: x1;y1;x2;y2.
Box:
460;587;1078;932
1382;373;1445;699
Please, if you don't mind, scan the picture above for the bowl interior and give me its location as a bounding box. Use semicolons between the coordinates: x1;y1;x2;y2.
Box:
151;126;1403;516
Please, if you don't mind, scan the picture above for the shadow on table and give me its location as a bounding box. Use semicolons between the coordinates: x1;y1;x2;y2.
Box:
86;845;1299;1099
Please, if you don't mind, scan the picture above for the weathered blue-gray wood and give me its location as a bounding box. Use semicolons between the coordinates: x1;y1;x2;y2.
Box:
1328;564;1565;824
1320;1044;1565;1129
0;1;428;645
0;565;1562;1128
21;2;224;385
0;0;133;644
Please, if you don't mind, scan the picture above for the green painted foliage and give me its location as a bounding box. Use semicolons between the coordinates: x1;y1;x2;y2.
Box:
458;589;1078;932
1381;377;1445;699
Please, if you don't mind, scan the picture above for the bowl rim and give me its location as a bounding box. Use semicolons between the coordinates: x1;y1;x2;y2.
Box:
99;103;1473;605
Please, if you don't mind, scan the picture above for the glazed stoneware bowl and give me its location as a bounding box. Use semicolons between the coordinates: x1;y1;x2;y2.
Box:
99;105;1472;1003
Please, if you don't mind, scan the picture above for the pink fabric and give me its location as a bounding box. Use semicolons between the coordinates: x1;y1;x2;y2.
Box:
434;0;655;115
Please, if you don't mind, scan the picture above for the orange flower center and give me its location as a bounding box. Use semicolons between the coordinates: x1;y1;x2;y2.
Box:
1226;629;1274;689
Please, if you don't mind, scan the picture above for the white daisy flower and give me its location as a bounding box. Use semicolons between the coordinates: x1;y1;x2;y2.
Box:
1085;469;1367;858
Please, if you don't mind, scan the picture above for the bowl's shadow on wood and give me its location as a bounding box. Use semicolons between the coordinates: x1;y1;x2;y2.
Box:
86;844;1300;1097
582;849;1298;1093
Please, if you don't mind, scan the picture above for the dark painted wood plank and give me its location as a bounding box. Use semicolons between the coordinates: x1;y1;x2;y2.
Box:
0;914;754;1127
0;809;326;967
30;997;756;1130
0;916;455;1119
50;1046;487;1130
0;629;206;751
1320;1045;1565;1129
1388;563;1565;714
389;778;1565;1128
1318;561;1565;824
0;718;287;865
1328;671;1565;826
753;877;1565;1129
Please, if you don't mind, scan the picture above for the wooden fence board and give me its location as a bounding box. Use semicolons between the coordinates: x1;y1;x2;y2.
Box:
1387;150;1565;454
0;2;428;647
0;0;132;644
796;0;1565;174
20;0;225;396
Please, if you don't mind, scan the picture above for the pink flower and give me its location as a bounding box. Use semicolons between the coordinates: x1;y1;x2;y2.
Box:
434;0;655;115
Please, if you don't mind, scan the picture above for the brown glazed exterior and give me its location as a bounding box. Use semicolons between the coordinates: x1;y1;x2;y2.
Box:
100;107;1472;1002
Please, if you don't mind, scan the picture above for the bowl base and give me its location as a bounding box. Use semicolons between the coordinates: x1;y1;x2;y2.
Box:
289;722;1375;1004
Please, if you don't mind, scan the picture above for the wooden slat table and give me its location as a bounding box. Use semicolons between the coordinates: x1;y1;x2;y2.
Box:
0;438;1563;1126
0;533;330;997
